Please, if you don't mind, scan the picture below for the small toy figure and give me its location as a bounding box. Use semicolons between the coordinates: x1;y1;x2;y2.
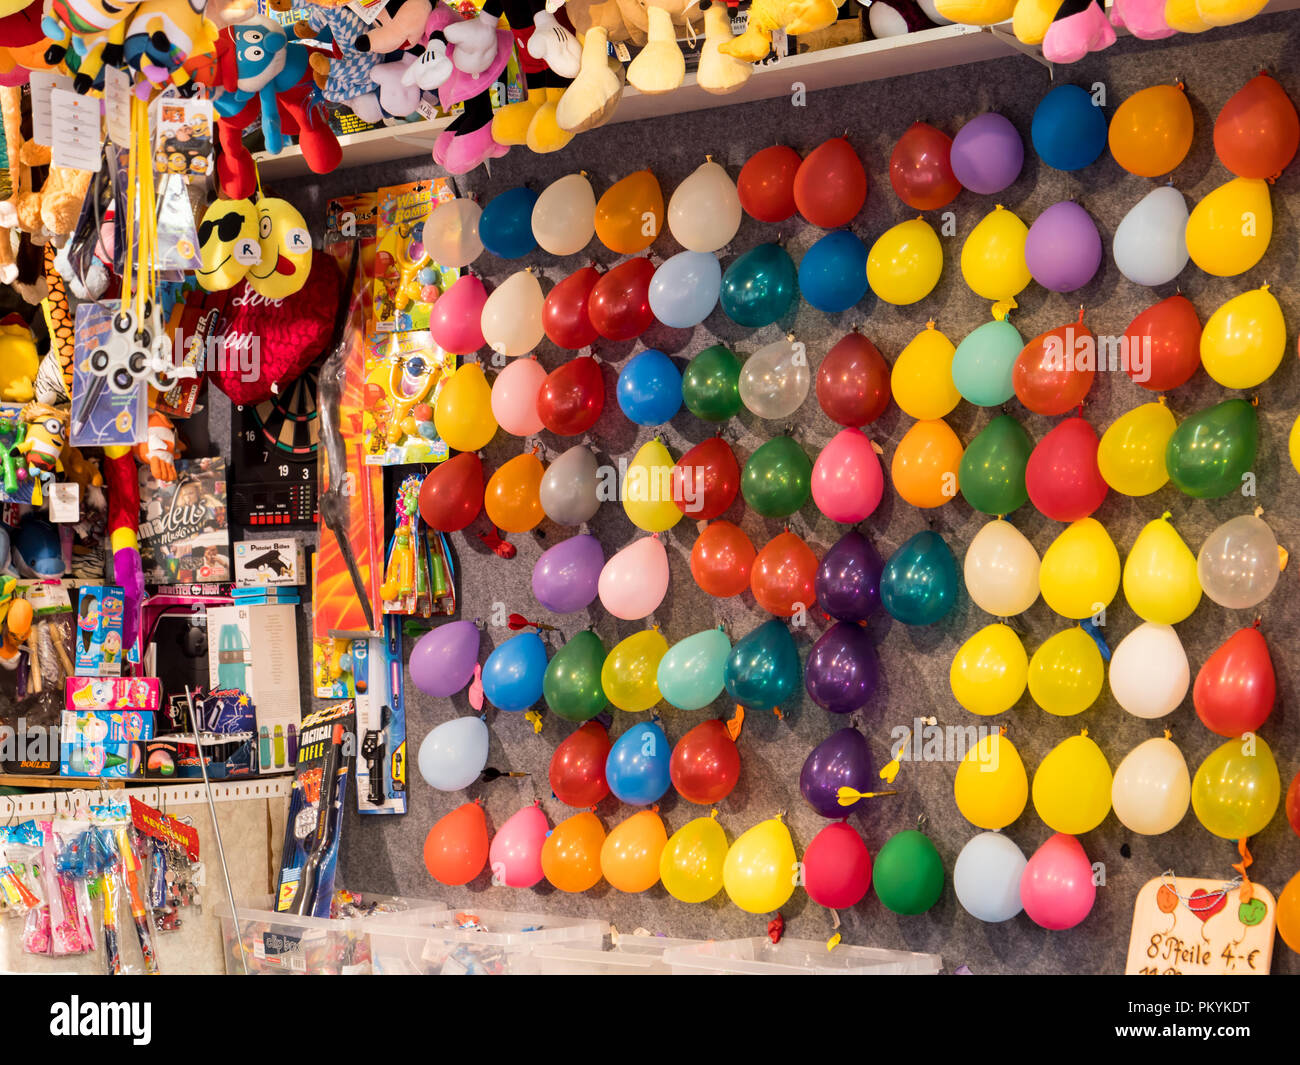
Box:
133;411;179;482
17;401;69;506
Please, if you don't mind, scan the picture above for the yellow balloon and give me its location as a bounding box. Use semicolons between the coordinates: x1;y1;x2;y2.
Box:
1290;412;1300;476
866;218;943;305
1199;285;1286;389
622;438;683;532
1032;731;1113;834
1185;177;1272;277
1039;518;1121;620
890;323;959;420
722;815;798;914
954;731;1028;830
601;629;668;712
960;205;1031;309
1028;627;1104;717
660;814;728;903
433;362;498;452
1098;401;1177;496
949;623;1028;716
1190;735;1280;839
1122;513;1201;624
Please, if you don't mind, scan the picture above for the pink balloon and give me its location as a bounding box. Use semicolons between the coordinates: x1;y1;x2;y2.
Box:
488;802;549;887
430;274;488;354
598;535;669;620
811;428;884;523
491;358;547;436
1020;833;1096;930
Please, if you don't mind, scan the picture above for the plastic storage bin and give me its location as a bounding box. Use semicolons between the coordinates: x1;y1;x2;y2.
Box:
531;934;705;975
367;906;607;975
663;937;943;975
215;895;446;975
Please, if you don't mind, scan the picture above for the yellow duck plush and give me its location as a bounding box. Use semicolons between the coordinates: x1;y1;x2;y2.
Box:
720;0;840;62
0;318;38;402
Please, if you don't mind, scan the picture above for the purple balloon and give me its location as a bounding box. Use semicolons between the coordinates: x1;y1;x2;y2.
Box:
410;621;480;697
816;531;883;622
950;112;1024;196
799;727;874;818
532;533;604;614
1024;200;1102;293
805;621;879;714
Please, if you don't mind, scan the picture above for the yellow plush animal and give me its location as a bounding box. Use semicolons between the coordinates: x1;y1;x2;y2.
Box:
0;317;38;402
720;0;840;62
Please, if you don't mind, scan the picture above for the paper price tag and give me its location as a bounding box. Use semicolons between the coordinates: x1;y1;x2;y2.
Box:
347;0;387;23
104;66;132;148
50;88;103;172
49;481;81;524
28;72;74;147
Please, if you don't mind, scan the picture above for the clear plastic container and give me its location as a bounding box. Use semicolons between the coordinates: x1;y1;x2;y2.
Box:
663;937;943;975
367;906;608;975
531;934;704;975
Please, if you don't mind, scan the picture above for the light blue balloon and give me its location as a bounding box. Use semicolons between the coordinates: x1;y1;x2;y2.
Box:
482;632;548;712
798;230;868;313
605;720;671;805
657;627;731;711
648;250;721;328
417;716;489;791
479;186;539;259
617;349;682;426
951;319;1023;406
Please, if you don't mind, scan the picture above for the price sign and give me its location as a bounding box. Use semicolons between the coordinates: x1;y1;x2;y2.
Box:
1126;875;1276;975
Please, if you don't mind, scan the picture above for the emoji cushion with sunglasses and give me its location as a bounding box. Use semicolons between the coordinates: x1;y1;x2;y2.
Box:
196;199;261;292
246;197;314;300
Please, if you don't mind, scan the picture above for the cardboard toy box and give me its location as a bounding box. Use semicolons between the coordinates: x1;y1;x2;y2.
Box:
143;735;257;780
60;710;155;778
65;676;162;712
234;539;308;586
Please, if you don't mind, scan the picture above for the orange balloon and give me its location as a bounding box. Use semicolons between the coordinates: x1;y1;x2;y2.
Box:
750;530;818;618
600;810;668;893
690;520;756;597
595;170;664;255
541;810;606;892
423;801;489;885
484;452;545;532
1108;84;1194;178
1279;870;1300;954
892;418;963;509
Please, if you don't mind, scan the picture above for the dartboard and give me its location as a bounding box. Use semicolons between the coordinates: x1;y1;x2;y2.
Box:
249;362;320;460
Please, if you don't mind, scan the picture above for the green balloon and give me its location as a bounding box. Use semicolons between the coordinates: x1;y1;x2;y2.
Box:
1165;398;1258;499
959;414;1032;516
682;344;743;422
951;319;1022;407
872;830;944;915
542;630;607;722
741;437;811;518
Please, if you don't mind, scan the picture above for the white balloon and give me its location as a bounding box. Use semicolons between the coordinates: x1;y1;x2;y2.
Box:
480;269;544;357
1196;514;1280;609
1113;186;1189;287
422;198;483;267
953;832;1027;923
667;159;742;253
738;338;809;419
1109;622;1189;719
963;519;1040;617
597;536;669;620
1111;737;1191;835
531;173;596;256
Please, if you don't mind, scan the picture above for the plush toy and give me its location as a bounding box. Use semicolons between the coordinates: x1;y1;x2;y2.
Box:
354;0;433;52
133;411;178;481
0;86;92;247
486;0;579;154
425;2;513;174
195;197;260;292
298;3;385;106
102;446;143;651
214;17;315;155
246;196;313;300
0;1;46;83
0;314;37;401
719;0;839;61
697;2;752;93
17;400;69;505
120;0;221;95
1107;0;1176;36
60;443;106;511
54;240;108;301
554;24;625;134
864;0;936;37
626;2;688;94
42;0;148;92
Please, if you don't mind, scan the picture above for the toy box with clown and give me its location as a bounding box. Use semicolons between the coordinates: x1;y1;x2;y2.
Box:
60;710;155;779
73;584;127;676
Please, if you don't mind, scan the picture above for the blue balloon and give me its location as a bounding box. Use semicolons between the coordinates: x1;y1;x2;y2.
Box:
1031;85;1107;171
798;230;868;313
479;186;539;259
605;720;671;805
720;243;798;328
648;250;722;328
724;619;801;710
880;530;959;626
617;349;682;426
481;632;548;712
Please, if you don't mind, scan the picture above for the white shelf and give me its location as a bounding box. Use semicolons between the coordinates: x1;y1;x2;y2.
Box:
0;776;292;819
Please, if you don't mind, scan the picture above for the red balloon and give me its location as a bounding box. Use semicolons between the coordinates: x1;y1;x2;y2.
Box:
418;452;484;531
816;332;891;426
423;801;489;885
738;144;802;223
889;121;960;211
1193;625;1276;738
803;822;873;909
672;436;740;521
1013;312;1096;415
1122;294;1201;392
751;530;818;618
690;520;756;598
1286;769;1300;838
669;719;741;804
1214;73;1300;180
587;257;655;341
793;137;867;228
537;356;605;436
1025;416;1107;522
549;721;611;807
544;265;602;350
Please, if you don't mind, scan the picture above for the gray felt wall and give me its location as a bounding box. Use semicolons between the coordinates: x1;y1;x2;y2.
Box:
283;10;1300;974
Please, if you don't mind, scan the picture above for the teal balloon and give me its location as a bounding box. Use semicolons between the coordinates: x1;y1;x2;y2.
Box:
798;230;868;313
721;242;798;327
724;620;801;710
951;319;1022;406
657;627;732;711
1165;398;1259;499
880;530;959;626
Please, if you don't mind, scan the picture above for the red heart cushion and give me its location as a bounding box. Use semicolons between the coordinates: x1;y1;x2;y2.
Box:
210;250;340;405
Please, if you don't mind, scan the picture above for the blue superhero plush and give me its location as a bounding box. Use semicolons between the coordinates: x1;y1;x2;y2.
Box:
214;16;315;156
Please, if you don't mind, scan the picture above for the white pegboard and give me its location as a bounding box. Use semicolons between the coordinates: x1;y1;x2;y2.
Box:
0;777;291;820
